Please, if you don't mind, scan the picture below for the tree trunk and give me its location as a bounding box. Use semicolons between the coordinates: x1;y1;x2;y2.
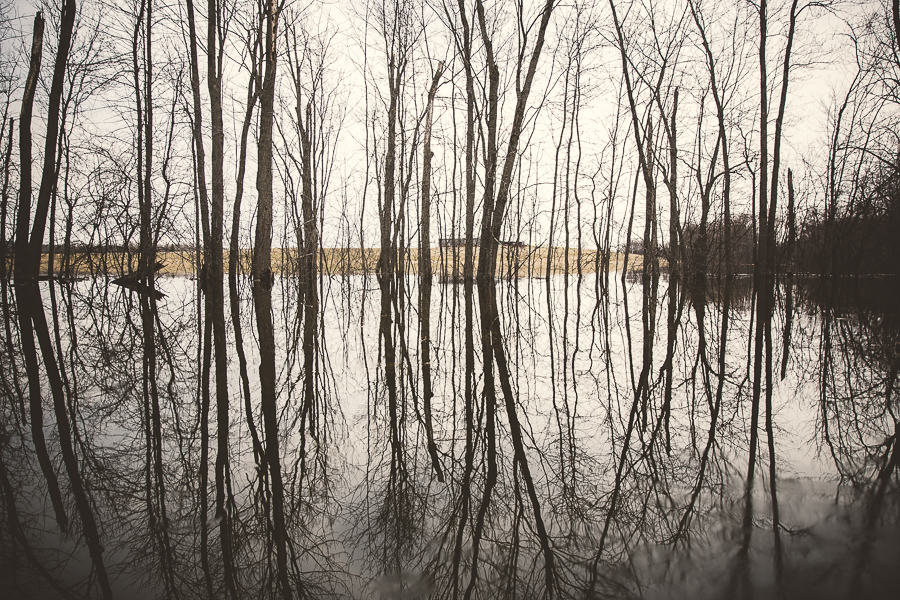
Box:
230;17;261;276
185;0;211;251
297;95;317;278
253;0;280;289
454;1;477;280
138;0;154;280
419;63;443;279
14;14;43;283
29;0;77;279
377;54;402;277
608;0;658;279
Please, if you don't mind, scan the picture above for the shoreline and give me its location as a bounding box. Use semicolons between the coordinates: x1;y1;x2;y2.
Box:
29;247;649;278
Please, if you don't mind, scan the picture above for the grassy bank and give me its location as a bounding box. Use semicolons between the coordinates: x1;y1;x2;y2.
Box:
33;247;650;278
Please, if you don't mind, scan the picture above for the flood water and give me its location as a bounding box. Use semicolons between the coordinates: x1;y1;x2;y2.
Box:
1;272;898;599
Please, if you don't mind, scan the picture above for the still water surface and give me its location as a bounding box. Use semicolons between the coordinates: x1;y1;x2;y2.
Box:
1;273;898;599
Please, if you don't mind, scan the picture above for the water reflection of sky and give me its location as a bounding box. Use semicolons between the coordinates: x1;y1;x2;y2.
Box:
2;274;898;599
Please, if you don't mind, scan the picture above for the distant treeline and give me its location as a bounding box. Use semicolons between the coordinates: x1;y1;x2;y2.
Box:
660;175;900;277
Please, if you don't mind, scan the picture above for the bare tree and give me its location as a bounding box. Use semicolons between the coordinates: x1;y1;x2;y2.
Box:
688;0;735;277
230;5;262;276
475;0;557;280
0;117;12;278
372;0;417;277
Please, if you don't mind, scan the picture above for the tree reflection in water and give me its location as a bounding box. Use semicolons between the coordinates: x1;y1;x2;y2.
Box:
0;273;898;599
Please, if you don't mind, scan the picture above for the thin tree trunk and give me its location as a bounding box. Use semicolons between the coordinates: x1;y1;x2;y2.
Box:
138;0;154;280
643;116;657;280
894;0;900;50
689;2;733;276
666;90;680;277
184;0;211;250
419;63;443;279
0;118;13;279
287;36;317;280
377;29;403;278
767;0;800;278
230;20;261;276
786;168;795;273
608;0;658;279
253;0;280;289
450;1;477;280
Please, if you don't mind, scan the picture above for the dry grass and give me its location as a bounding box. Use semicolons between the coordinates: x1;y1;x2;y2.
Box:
303;246;651;276
316;247;650;277
37;247;651;278
39;251;197;277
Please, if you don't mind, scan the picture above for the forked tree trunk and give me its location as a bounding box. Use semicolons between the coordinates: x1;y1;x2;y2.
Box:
14;14;43;283
475;0;556;280
29;0;77;279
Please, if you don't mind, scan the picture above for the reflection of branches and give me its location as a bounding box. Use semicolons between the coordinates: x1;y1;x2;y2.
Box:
675;277;733;538
0;424;76;598
486;281;559;595
368;276;428;569
15;285;68;533
254;281;295;600
15;282;112;598
4;262;899;598
803;278;900;487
